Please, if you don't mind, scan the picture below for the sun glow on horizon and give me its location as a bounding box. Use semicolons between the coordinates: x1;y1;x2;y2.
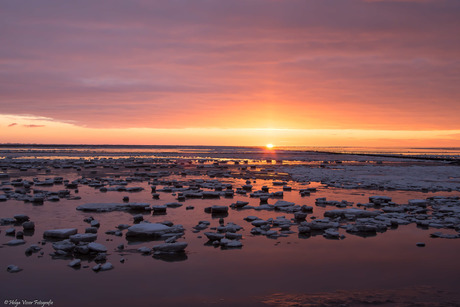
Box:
266;143;274;149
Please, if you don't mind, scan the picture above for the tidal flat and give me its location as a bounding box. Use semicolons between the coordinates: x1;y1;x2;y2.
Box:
1;148;460;306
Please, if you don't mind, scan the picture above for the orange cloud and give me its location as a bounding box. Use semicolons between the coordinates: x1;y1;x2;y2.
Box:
0;0;459;145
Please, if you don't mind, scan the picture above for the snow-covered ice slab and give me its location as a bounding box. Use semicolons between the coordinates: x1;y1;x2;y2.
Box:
76;202;150;212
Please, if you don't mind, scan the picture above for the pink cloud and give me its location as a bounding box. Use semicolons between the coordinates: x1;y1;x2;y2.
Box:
23;125;45;128
8;123;17;127
0;0;459;131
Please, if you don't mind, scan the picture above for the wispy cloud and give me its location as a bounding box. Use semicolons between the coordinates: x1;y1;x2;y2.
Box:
8;123;17;127
23;124;45;128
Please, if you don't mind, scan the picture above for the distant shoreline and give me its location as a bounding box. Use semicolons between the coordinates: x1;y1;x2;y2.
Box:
1;144;459;162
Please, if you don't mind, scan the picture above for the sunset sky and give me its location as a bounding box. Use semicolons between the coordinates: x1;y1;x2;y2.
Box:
1;0;459;146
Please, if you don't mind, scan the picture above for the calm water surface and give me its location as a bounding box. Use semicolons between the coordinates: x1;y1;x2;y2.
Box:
1;165;460;306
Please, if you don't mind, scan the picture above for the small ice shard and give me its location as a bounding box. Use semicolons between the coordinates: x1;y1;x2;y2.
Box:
294;212;308;220
69;233;97;243
369;196;392;204
219;238;242;248
165;202;183;208
165;236;177;243
22;221;35;230
204;232;225;241
225;232;242;240
5;239;26;246
88;242;108;253
68;259;81;267
75;245;90;254
265;230;278;237
100;262;113;271
323;228;342;239
76;202;150;212
126;187;144;192
7;265;22;273
416;242;426;247
274;200;295;209
25;244;42;254
251;220;269;227
126;223;174;238
202;191;221;198
408;199;427;207
43;228;78;239
52;240;75;252
430;232;460;239
231;201;249;208
152;205;167;214
92;264;101;271
210;205;229;213
324;208;380;219
153;242;188;253
90;220;100;227
85;227;98;233
94;253;107;262
14;214;30;222
133;214;144;223
6;228;15;235
137;246;152;254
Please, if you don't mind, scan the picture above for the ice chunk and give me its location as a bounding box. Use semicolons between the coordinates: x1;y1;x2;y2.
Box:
69;233;97;243
100;262;113;271
220;239;243;248
165;202;183;208
204;232;225;241
369;196;392;204
153;242;187;253
126;223;172;238
7;265;22;273
22;221;35;230
324;208;380;218
43;228;78;239
76;202;150;212
68;259;81;267
52;240;75;252
5;239;26;246
88;242;108;253
137;246;152;254
14;214;29;222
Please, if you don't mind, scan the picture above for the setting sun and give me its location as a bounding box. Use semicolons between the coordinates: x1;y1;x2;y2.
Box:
266;143;274;149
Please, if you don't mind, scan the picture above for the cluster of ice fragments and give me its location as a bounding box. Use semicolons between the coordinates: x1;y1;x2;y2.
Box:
0;176;81;204
284;164;460;192
293;195;460;240
2;156;460;274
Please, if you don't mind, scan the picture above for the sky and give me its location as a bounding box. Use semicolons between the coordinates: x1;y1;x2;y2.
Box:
1;0;459;146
